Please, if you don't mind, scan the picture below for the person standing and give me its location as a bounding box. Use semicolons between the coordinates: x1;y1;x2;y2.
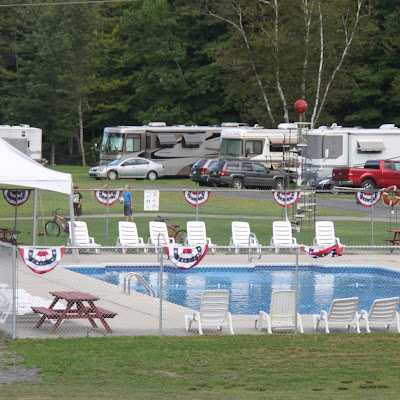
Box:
123;184;134;222
73;186;83;221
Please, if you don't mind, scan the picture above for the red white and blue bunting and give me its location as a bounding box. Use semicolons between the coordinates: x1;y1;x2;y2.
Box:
19;246;65;274
355;191;382;207
164;245;208;269
94;190;122;206
183;190;210;207
301;243;343;258
3;190;31;206
273;191;300;207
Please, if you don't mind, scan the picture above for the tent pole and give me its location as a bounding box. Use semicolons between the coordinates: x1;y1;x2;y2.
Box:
32;189;37;246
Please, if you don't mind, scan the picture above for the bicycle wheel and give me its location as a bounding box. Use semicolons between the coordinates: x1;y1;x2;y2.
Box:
174;229;187;245
45;221;61;237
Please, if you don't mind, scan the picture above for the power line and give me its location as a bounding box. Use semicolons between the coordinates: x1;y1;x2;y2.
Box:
0;0;138;7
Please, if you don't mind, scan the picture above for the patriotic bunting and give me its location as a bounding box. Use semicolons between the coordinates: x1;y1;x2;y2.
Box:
183;190;210;207
164;245;208;269
301;243;343;258
273;191;300;207
19;246;65;274
3;190;31;206
355;191;382;207
94;190;122;206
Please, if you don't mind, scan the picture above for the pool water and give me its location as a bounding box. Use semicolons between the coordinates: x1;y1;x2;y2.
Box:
66;265;400;315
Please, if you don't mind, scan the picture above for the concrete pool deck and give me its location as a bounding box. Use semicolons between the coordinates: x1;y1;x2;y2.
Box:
12;248;400;338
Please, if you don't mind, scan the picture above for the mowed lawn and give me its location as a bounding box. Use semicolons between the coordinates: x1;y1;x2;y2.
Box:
1;334;400;399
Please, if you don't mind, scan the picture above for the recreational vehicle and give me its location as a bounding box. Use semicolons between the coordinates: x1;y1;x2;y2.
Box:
0;125;42;162
98;122;248;176
304;123;400;180
218;123;301;172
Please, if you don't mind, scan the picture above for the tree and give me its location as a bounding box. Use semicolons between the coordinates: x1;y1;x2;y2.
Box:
197;0;369;127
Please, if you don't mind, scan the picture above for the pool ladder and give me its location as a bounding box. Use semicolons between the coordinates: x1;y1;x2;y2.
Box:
123;273;155;297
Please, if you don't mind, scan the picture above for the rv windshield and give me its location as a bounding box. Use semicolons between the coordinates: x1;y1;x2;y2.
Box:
101;132;124;152
220;138;242;156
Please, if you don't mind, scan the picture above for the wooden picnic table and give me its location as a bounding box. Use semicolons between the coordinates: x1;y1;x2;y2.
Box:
0;228;21;243
31;291;117;333
383;229;400;252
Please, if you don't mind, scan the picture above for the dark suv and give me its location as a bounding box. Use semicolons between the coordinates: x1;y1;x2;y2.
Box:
207;159;289;189
189;158;217;186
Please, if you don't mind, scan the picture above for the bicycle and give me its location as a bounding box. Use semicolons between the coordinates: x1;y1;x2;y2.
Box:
154;216;187;244
45;208;70;237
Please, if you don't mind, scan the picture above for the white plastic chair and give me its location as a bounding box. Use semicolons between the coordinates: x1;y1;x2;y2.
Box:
185;221;215;254
116;221;147;253
230;221;261;255
359;297;400;333
185;289;234;335
148;221;175;252
314;297;360;333
313;221;341;246
67;221;100;254
255;290;303;334
270;221;297;253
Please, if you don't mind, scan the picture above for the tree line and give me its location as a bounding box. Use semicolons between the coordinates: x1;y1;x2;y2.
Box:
0;0;396;165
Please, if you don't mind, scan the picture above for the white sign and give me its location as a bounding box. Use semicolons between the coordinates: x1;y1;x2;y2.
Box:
144;190;159;211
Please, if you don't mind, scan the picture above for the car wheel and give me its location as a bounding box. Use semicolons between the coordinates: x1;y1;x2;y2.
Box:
231;178;243;189
274;179;284;190
107;170;118;180
147;171;158;181
361;179;376;190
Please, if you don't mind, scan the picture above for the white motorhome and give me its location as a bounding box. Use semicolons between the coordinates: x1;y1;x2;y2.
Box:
219;123;301;171
0;125;42;162
99;122;248;176
304;123;400;179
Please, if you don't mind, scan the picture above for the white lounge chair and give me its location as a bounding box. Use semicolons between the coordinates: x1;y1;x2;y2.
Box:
255;290;303;334
230;221;261;255
313;221;341;246
67;221;100;254
185;289;234;335
270;221;297;253
359;297;400;333
0;284;11;324
185;221;216;254
116;221;147;253
314;297;360;333
148;221;175;252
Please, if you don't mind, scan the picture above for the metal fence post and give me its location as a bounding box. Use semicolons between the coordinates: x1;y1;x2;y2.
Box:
295;246;299;334
159;246;164;336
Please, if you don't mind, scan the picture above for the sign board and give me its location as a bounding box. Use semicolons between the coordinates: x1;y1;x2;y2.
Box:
144;190;159;211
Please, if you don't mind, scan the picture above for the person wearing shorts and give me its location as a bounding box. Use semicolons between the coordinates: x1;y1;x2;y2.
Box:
123;184;134;222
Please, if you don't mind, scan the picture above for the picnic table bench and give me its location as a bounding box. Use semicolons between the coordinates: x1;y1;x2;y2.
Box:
31;291;117;333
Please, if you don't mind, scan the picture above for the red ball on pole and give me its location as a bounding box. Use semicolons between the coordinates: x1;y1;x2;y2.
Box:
294;99;308;116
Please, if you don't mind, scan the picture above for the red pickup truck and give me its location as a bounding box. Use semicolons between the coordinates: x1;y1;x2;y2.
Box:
332;160;400;189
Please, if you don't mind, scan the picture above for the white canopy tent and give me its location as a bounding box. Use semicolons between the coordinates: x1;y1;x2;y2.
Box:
0;137;74;246
0;137;72;195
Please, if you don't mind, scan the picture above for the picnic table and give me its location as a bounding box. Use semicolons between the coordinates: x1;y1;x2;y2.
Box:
31;291;117;333
383;229;400;252
0;228;21;244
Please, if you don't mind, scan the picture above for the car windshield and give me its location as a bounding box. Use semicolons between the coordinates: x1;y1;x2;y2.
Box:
108;159;120;166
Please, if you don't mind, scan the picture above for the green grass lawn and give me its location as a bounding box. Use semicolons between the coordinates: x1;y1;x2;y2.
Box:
1;335;400;399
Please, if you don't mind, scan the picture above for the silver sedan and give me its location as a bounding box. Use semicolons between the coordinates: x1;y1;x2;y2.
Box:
88;157;166;180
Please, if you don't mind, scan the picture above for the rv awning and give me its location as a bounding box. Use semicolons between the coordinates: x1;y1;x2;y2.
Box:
357;140;385;152
269;137;298;145
182;133;204;144
157;134;177;145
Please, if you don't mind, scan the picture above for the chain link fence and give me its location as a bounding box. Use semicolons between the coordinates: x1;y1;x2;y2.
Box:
0;187;399;338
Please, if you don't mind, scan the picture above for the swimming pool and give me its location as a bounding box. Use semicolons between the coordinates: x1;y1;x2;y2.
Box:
66;265;400;315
